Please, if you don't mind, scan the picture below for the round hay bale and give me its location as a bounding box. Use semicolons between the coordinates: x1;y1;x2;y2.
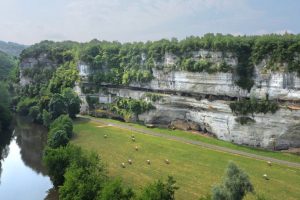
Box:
104;134;107;138
132;138;136;142
135;146;139;151
267;161;272;166
131;134;135;138
263;174;269;180
147;160;151;165
121;163;126;168
128;159;132;164
165;159;170;164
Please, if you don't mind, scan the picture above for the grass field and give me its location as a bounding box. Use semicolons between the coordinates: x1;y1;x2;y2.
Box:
72;118;300;200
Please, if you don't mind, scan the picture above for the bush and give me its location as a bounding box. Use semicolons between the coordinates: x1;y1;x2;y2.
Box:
212;162;254;200
62;88;81;118
138;176;178;200
59;152;107;200
43;145;83;187
47;129;69;148
230;98;279;116
48;94;67;119
49;115;73;138
98;179;134;200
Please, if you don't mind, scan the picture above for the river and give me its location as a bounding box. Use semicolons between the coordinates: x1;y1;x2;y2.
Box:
0;116;58;200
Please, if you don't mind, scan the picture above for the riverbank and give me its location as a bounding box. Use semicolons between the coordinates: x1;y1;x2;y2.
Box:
72;116;300;200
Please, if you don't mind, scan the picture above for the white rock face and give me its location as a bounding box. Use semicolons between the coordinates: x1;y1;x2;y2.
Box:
127;68;300;101
19;53;57;86
91;87;300;149
78;63;90;77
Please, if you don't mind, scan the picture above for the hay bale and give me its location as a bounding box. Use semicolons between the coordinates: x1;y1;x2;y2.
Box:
165;159;170;164
135;146;139;151
121;163;125;168
132;138;136;142
104;134;107;138
263;174;269;180
128;159;132;164
147;160;151;165
131;134;135;138
267;161;272;166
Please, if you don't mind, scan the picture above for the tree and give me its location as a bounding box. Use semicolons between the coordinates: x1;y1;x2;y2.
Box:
48;93;67;119
98;179;134;200
43;145;82;187
47;129;69;148
59;152;107;200
62;88;81;118
138;176;178;200
212;162;254;200
49;114;73;138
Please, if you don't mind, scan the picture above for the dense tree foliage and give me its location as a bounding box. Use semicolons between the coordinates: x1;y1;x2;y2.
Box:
138;176;178;200
0;51;17;80
0;83;12;131
61;88;81;118
21;34;300;91
98;179;134;200
212;162;254;200
43;145;81;187
109;97;154;121
230;98;278;116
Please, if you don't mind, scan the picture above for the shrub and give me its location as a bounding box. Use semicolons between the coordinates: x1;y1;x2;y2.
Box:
50;115;73;138
59;152;107;200
98;179;134;200
47;129;69;148
43;145;83;187
212;162;254;200
230;98;279;116
49;94;67;119
138;176;178;200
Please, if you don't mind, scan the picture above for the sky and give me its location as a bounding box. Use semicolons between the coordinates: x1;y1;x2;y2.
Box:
0;0;299;45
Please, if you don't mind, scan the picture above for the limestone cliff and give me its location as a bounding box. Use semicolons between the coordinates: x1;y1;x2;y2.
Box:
19;48;300;150
76;50;300;150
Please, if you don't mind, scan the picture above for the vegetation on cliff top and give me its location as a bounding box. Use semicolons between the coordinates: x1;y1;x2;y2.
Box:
20;33;300;91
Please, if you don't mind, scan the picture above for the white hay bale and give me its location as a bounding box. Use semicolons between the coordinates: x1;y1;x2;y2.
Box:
104;134;107;138
135;146;139;151
128;159;132;164
263;174;269;180
267;161;272;166
132;138;135;142
165;159;170;164
121;163;125;168
147;160;151;165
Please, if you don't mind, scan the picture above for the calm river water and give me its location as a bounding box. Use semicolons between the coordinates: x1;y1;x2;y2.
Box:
0;116;58;200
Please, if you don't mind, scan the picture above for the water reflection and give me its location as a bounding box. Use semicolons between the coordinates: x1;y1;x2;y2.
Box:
0;116;58;200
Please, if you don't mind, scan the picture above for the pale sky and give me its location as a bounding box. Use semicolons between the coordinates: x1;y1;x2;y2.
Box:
0;0;299;45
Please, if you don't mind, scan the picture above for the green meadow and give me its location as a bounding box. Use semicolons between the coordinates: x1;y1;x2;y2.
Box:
72;118;300;200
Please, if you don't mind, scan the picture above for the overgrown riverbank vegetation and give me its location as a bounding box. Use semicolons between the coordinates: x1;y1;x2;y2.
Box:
0;50;19;131
20;33;300;91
